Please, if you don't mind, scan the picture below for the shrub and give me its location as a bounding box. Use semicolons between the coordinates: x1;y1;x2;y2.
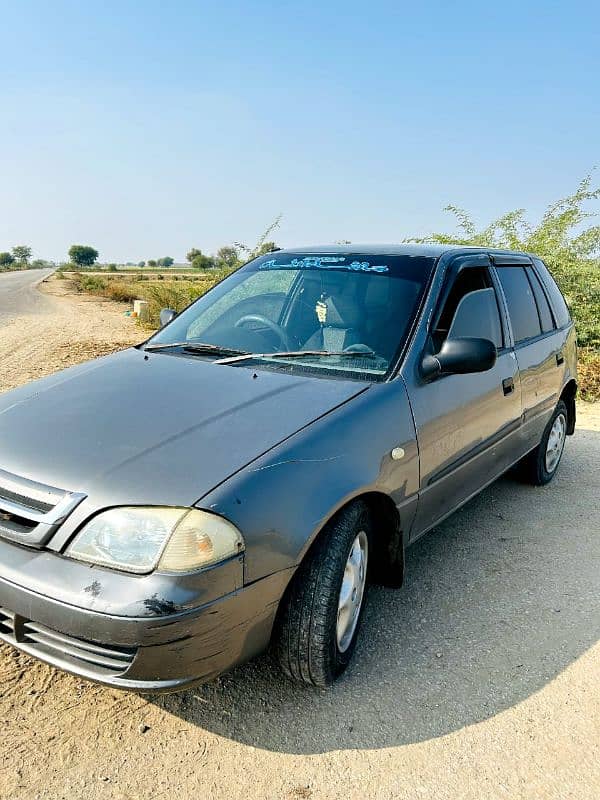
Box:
191;253;216;270
579;349;600;401
105;283;140;303
143;283;196;326
75;275;107;293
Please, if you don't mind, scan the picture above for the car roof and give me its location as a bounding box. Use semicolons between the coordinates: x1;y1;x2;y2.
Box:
274;243;533;259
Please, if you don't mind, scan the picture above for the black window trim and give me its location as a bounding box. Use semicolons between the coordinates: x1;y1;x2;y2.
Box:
486;264;512;353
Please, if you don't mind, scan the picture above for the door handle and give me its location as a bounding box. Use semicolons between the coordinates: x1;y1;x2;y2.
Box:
502;377;514;395
556;352;564;366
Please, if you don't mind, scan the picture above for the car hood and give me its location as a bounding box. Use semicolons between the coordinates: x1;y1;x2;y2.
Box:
0;348;368;507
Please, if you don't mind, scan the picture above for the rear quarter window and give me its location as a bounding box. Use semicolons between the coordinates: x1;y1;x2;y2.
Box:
532;258;572;328
526;267;554;333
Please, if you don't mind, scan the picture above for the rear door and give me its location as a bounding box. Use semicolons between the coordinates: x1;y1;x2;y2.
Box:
492;255;565;454
402;253;522;538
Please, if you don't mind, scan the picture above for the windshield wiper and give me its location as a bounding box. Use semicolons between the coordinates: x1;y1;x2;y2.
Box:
144;341;250;357
215;349;378;365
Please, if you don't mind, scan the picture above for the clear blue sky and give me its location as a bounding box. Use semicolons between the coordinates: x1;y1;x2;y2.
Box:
1;0;599;263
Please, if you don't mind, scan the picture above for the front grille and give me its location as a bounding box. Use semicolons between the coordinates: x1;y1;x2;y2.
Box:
0;607;15;636
0;606;136;676
0;485;55;514
0;467;86;547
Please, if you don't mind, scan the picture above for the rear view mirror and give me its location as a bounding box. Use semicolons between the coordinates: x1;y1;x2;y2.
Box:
421;337;497;380
159;308;177;328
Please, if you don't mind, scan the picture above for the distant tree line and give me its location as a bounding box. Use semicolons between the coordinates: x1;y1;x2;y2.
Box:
0;244;55;271
62;218;283;271
2;217;283;274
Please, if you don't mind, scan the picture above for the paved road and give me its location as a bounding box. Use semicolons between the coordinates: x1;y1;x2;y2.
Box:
0;268;55;322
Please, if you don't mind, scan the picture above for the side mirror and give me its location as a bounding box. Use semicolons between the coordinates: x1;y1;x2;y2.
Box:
159;308;177;328
421;337;497;380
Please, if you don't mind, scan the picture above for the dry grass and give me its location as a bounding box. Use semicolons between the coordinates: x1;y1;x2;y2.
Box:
71;271;227;327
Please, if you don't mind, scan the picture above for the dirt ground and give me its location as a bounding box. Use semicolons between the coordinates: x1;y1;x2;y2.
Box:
0;276;143;394
0;278;598;800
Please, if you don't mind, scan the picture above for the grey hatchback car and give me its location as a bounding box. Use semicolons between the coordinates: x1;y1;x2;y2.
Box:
0;245;576;691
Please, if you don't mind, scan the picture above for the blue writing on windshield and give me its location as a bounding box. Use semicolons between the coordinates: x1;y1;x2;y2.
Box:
259;256;389;273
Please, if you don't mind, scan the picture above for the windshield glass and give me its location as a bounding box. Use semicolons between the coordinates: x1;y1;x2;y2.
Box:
147;252;436;380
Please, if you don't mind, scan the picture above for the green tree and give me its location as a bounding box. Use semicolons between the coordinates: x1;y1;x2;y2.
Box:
410;174;600;261
69;245;99;267
107;263;118;272
157;256;174;267
12;245;32;265
235;214;282;260
138;261;145;268
147;259;157;267
192;253;216;270
0;252;15;267
186;248;202;263
216;245;240;270
410;174;600;349
256;241;278;256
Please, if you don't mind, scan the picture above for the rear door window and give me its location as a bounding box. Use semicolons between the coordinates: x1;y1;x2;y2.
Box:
526;267;554;333
496;266;542;343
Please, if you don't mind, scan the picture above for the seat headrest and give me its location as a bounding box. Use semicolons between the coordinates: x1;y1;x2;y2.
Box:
321;284;362;328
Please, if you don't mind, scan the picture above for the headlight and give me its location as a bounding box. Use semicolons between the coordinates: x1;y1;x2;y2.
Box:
66;507;244;574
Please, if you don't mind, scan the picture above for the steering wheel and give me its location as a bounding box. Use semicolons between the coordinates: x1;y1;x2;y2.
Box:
234;314;293;351
343;343;376;355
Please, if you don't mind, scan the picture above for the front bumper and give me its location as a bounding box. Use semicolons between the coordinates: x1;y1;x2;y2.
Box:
0;565;294;692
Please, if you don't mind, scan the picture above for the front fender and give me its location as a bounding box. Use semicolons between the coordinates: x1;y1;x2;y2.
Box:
198;379;419;584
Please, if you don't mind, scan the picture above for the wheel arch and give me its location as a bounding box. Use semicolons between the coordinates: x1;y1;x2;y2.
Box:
297;490;405;589
560;379;577;435
361;491;405;587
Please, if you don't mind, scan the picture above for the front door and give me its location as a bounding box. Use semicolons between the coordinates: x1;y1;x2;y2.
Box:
403;256;522;538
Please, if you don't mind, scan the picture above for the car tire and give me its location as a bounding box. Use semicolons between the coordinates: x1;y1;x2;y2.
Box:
274;500;372;687
518;399;568;486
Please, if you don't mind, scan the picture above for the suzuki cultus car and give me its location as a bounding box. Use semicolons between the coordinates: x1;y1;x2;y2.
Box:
0;245;576;690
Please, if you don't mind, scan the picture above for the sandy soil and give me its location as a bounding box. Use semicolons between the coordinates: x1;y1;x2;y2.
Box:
0;279;598;800
0;276;143;394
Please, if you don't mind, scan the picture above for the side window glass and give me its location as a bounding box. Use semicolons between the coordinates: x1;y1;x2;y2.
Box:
526;267;554;333
434;266;503;351
496;267;542;343
532;259;571;328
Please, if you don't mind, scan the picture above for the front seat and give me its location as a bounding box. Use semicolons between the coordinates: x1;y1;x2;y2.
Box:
302;285;363;352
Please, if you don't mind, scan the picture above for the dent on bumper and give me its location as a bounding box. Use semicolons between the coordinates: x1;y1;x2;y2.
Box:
0;567;295;692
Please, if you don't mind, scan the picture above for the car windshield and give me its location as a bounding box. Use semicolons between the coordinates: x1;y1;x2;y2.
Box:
146;252;436;380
